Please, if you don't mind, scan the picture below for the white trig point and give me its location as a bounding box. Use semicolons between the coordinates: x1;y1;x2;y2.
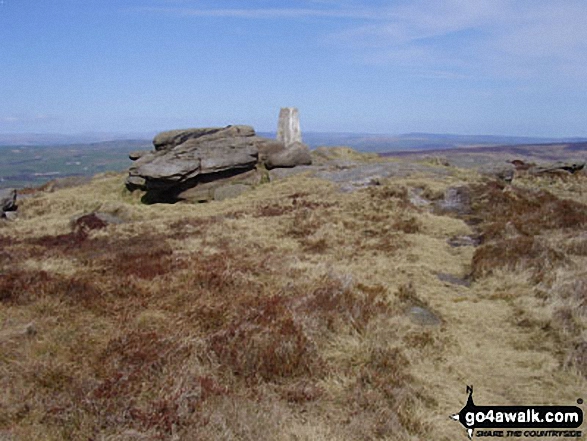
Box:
276;107;302;146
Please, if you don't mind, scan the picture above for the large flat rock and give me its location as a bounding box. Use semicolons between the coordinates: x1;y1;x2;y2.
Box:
127;125;260;191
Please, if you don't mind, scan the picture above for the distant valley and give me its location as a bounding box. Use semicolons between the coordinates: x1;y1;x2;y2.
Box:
0;140;150;189
1;131;587;188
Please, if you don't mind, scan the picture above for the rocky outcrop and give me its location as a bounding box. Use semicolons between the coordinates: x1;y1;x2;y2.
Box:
509;160;585;179
529;161;585;176
0;188;17;219
127;125;272;203
127;110;314;203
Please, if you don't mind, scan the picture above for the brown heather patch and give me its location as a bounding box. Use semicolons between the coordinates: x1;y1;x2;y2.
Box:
392;213;422;234
0;268;151;315
367;184;410;205
470;180;587;240
28;227;177;281
73;213;108;231
294;276;390;335
30;229;90;250
168;214;247;240
103;239;174;281
287;208;322;238
471;236;567;281
0;270;54;304
299;236;329;253
254;193;333;219
255;202;296;217
468;181;587;280
0;235;16;248
345;346;422;439
209;294;321;382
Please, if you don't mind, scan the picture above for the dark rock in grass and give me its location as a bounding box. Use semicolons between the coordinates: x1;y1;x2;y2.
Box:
0;188;17;218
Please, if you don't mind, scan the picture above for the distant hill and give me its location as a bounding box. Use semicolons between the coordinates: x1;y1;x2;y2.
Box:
2;131;587;188
3;131;586;150
0;133;153;146
259;132;587;152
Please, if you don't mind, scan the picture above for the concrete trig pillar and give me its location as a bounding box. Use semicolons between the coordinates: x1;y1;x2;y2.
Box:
276;107;302;146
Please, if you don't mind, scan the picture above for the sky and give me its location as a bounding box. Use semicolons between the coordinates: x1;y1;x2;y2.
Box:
1;0;587;137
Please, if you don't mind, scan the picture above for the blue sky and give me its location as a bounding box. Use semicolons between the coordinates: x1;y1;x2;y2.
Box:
1;0;587;137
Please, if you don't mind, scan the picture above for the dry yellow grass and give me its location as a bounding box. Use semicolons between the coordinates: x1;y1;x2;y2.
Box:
0;158;586;440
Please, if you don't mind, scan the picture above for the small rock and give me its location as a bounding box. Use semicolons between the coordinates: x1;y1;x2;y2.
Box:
0;188;17;216
3;211;18;221
129;150;150;161
256;138;287;163
447;235;481;247
265;141;312;169
24;322;37;336
436;273;471;287
408;188;431;207
408;306;442;326
437;186;471;214
339;176;382;193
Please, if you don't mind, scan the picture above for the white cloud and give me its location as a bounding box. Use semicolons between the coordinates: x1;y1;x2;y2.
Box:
328;0;587;82
139;0;587;83
139;5;379;20
0;114;57;124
